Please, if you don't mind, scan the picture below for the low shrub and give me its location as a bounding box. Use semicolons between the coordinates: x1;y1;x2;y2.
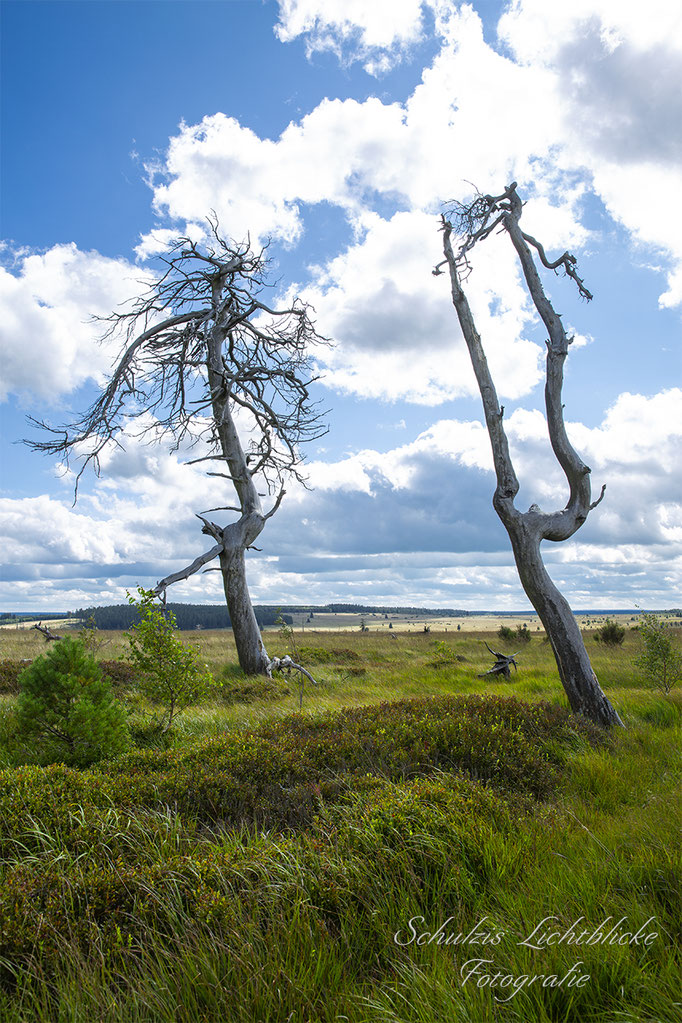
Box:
297;646;361;664
594;619;626;646
220;675;291;704
15;637;130;767
98;659;138;689
297;646;334;664
0;695;601;859
0;660;28;695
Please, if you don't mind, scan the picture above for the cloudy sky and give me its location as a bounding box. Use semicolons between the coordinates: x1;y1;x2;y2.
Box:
1;0;680;613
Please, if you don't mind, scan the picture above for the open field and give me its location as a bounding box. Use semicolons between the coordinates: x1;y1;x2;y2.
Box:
0;617;81;631
4;609;679;636
0;626;679;1022
267;610;681;634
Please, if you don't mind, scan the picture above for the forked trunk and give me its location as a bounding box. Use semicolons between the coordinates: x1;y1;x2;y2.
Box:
219;546;271;675
509;529;624;728
440;184;625;727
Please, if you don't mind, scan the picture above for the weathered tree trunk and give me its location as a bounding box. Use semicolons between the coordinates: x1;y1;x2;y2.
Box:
440;183;623;728
204;317;273;675
219;546;270;675
508;526;623;727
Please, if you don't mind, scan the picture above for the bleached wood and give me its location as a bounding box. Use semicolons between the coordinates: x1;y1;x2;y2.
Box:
441;184;623;728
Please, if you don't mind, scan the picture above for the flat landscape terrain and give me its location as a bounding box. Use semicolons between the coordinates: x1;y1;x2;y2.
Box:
0;624;679;1022
4;609;680;635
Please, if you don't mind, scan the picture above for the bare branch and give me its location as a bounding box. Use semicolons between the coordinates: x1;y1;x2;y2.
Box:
153;542;223;596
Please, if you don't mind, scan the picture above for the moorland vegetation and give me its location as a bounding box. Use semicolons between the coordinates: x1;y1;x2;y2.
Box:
0;621;679;1022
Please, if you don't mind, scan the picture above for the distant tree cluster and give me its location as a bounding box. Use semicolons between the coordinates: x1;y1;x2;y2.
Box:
75;604;291;631
325;604;468;616
75;602;470;630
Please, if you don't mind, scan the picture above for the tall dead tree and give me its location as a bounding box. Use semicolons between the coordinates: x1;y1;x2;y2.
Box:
28;221;328;676
436;182;623;728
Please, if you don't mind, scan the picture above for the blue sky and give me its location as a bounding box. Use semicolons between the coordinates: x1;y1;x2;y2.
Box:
1;0;680;612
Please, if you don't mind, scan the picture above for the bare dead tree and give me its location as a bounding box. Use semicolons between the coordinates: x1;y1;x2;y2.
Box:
27;219;328;677
436;182;623;728
31;622;62;642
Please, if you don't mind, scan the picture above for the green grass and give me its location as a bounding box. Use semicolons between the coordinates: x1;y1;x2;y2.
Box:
0;628;679;1021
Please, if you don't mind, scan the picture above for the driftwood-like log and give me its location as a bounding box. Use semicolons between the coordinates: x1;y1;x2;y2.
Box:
477;642;519;680
269;654;318;712
31;622;62;642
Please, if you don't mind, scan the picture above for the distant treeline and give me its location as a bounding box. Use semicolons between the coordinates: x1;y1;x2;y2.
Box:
324;604;470;616
0;612;75;625
75;605;292;631
73;602;471;630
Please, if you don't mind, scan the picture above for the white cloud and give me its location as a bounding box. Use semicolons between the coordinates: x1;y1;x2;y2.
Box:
0;245;147;402
5;388;677;610
498;0;682;305
302;210;543;403
275;0;426;72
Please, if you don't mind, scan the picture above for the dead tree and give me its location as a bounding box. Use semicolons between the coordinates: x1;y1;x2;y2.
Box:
478;642;518;680
31;622;62;642
27;220;328;677
436;183;623;728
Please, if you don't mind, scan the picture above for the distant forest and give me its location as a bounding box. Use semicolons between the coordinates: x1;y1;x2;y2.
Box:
74;604;292;631
72;603;471;631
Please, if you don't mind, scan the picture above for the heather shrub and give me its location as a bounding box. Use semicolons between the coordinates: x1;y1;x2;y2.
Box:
98;659;138;689
0;695;600;854
15;637;130;767
0;660;27;695
594;619;626;646
219;674;291;704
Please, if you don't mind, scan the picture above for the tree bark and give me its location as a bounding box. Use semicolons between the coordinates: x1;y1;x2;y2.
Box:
219;546;271;675
508;525;623;727
205;300;272;675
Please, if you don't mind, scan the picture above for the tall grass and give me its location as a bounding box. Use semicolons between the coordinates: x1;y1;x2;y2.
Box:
0;629;679;1021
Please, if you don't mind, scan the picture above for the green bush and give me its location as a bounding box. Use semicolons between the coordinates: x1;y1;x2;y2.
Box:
516;623;532;643
0;660;28;695
98;659;138;689
15;637;130;767
0;695;602;860
498;625;516;642
220;674;291;704
594;619;626;646
634;612;682;694
126;588;214;731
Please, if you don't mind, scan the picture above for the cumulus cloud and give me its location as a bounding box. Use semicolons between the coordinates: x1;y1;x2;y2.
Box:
0;245;148;402
5;388;677;611
275;0;426;73
300;209;543;403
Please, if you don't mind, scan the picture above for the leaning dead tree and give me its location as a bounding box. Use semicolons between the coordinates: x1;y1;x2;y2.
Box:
28;220;328;677
436;182;623;728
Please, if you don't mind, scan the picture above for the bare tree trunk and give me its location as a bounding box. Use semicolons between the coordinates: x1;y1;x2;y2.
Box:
219;546;271;675
440;183;623;728
508;526;623;727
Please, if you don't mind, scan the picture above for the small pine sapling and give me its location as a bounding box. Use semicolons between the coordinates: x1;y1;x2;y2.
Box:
16;635;129;766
